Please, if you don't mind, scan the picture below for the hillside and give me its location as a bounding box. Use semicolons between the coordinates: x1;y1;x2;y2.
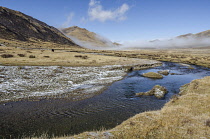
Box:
177;30;210;38
195;30;210;38
0;6;76;46
62;26;119;48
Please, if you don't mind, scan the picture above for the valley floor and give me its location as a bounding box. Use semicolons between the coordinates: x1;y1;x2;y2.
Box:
1;39;210;139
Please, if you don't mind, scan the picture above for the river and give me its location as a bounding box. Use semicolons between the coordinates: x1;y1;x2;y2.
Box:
0;62;210;138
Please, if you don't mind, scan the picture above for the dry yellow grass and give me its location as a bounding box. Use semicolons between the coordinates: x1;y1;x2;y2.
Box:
0;45;158;67
142;72;163;79
99;49;210;68
0;38;79;49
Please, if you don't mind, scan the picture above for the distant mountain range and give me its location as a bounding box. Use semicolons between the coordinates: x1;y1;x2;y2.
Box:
177;30;210;38
0;6;76;46
61;26;120;47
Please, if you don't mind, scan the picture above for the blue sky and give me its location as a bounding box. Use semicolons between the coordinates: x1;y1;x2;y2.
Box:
1;0;210;42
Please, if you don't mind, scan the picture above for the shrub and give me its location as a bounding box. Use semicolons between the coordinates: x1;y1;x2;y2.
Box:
26;51;32;53
1;54;14;58
29;55;36;58
74;55;89;59
43;56;50;58
17;54;25;57
205;119;210;127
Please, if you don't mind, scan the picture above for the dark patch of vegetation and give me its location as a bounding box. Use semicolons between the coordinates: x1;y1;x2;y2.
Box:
26;51;32;53
17;54;25;57
29;55;36;58
205;119;210;127
74;55;89;59
43;56;50;58
1;54;14;58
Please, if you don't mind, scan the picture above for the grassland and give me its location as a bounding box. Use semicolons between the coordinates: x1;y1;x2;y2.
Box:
98;48;210;68
0;39;160;67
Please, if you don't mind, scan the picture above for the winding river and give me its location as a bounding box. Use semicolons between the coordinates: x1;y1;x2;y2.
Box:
1;62;210;138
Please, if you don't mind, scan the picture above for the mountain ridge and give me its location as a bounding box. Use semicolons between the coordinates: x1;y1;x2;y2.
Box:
61;26;120;48
0;6;77;46
177;30;210;38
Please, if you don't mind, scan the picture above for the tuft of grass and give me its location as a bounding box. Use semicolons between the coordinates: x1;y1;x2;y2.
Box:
74;55;89;59
17;54;25;57
26;50;32;53
1;54;14;58
205;119;210;127
29;55;36;58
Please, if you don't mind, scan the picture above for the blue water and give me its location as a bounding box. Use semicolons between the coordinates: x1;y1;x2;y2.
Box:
1;62;210;138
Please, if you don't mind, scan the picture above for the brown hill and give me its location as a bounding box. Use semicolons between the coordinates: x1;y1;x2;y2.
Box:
0;6;76;46
177;30;210;38
195;30;210;38
62;26;119;47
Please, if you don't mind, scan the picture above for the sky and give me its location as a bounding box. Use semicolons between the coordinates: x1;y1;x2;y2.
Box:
1;0;210;43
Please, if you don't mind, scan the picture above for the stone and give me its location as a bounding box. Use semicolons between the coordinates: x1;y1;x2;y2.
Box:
136;85;168;99
152;85;168;99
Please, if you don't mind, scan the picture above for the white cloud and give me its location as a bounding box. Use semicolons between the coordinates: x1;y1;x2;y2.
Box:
89;0;100;6
62;12;74;28
88;0;130;22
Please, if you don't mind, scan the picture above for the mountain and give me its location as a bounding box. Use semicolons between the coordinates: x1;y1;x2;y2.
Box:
195;30;210;38
177;30;210;39
61;26;119;47
0;6;76;46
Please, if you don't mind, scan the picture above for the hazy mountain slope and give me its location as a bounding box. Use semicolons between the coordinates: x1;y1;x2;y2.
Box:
62;26;119;48
0;6;76;45
177;30;210;38
195;30;210;38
